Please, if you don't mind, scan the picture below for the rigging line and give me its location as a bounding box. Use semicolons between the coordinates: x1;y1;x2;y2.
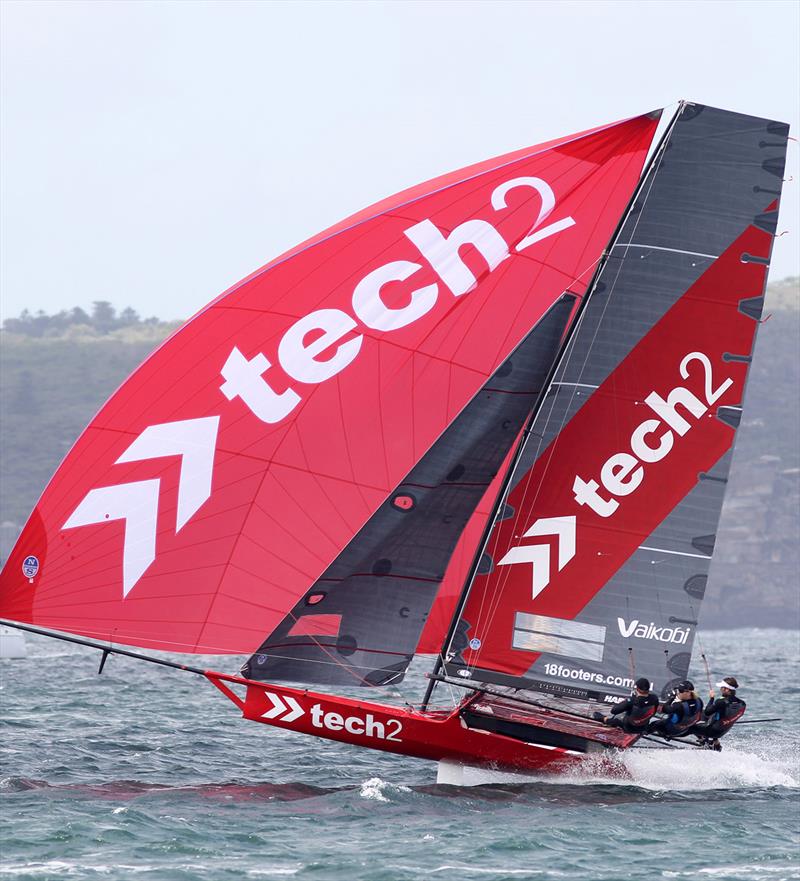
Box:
425;113;675;701
467;105;684;650
628;646;637;680
489;135;659;540
464;263;602;642
472;110;680;638
461;165;644;649
0;620;207;676
482;108;680;635
687;598;714;694
248;638;396;690
425;674;605;722
448;132;659;644
638;734;682;749
504;103;679;529
419;293;590;709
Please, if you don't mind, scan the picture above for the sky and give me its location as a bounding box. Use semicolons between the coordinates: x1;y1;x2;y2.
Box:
1;0;798;322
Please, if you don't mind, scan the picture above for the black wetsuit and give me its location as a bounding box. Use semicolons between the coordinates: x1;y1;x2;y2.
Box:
648;695;704;737
606;692;659;733
688;693;746;739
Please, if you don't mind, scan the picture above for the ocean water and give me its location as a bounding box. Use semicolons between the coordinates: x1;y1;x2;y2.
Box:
1;628;798;880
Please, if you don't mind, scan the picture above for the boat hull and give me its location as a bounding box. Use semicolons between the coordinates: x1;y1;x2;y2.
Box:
207;672;637;774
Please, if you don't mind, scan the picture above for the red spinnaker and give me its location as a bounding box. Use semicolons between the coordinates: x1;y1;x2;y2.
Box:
0;114;658;654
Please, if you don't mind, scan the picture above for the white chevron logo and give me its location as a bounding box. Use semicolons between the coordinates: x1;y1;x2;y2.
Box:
63;416;220;597
261;692;305;723
497;515;576;599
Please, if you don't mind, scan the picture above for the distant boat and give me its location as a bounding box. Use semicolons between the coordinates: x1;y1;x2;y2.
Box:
0;625;26;659
0;101;789;775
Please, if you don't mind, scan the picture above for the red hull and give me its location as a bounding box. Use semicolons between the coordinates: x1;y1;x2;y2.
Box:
207;672;638;774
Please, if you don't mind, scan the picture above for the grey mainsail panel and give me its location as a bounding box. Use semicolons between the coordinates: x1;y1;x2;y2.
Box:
510;105;788;493
242;295;576;686
446;104;789;700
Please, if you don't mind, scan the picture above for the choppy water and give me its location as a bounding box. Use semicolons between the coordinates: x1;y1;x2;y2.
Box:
1;629;798;880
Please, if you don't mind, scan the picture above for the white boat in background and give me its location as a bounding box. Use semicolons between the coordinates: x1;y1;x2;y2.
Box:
0;625;26;659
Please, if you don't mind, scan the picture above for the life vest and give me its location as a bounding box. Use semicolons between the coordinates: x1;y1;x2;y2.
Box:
627;695;658;727
668;697;703;732
710;696;746;733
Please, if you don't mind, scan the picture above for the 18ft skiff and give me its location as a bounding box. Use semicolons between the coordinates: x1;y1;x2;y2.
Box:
1;102;789;775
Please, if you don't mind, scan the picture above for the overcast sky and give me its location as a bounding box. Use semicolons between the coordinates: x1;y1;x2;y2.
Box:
1;0;798;321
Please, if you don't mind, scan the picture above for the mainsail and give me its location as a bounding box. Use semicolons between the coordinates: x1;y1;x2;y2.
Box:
0;113;658;656
443;104;790;700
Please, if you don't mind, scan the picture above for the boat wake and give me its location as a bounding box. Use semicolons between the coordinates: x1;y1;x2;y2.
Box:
436;738;799;792
614;742;798;791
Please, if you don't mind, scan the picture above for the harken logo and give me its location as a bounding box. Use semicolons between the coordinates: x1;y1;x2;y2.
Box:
617;617;690;645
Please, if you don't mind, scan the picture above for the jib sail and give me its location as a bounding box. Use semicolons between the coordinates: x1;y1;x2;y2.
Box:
243;295;575;686
0;114;658;655
444;103;789;701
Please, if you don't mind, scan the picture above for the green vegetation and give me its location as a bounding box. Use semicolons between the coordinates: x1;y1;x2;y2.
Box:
2;300;182;343
0;303;180;564
1;281;798;627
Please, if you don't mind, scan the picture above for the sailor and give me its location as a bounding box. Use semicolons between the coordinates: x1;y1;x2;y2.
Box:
647;680;703;738
592;677;659;733
687;676;746;750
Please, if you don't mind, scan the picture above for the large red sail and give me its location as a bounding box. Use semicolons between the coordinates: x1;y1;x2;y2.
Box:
0;114;658;654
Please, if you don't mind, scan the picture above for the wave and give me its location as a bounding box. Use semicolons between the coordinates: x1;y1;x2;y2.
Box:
358;776;411;802
0;777;334;801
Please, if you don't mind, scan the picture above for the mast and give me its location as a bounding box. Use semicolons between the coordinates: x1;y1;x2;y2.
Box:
421;104;682;710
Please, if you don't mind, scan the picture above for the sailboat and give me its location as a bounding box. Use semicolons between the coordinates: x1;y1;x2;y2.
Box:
0;102;789;777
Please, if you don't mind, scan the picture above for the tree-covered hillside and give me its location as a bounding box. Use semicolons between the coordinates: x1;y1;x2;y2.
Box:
1;286;798;629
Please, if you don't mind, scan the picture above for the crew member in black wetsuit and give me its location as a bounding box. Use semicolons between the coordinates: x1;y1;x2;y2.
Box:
687;676;746;751
592;677;659;733
648;680;704;739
